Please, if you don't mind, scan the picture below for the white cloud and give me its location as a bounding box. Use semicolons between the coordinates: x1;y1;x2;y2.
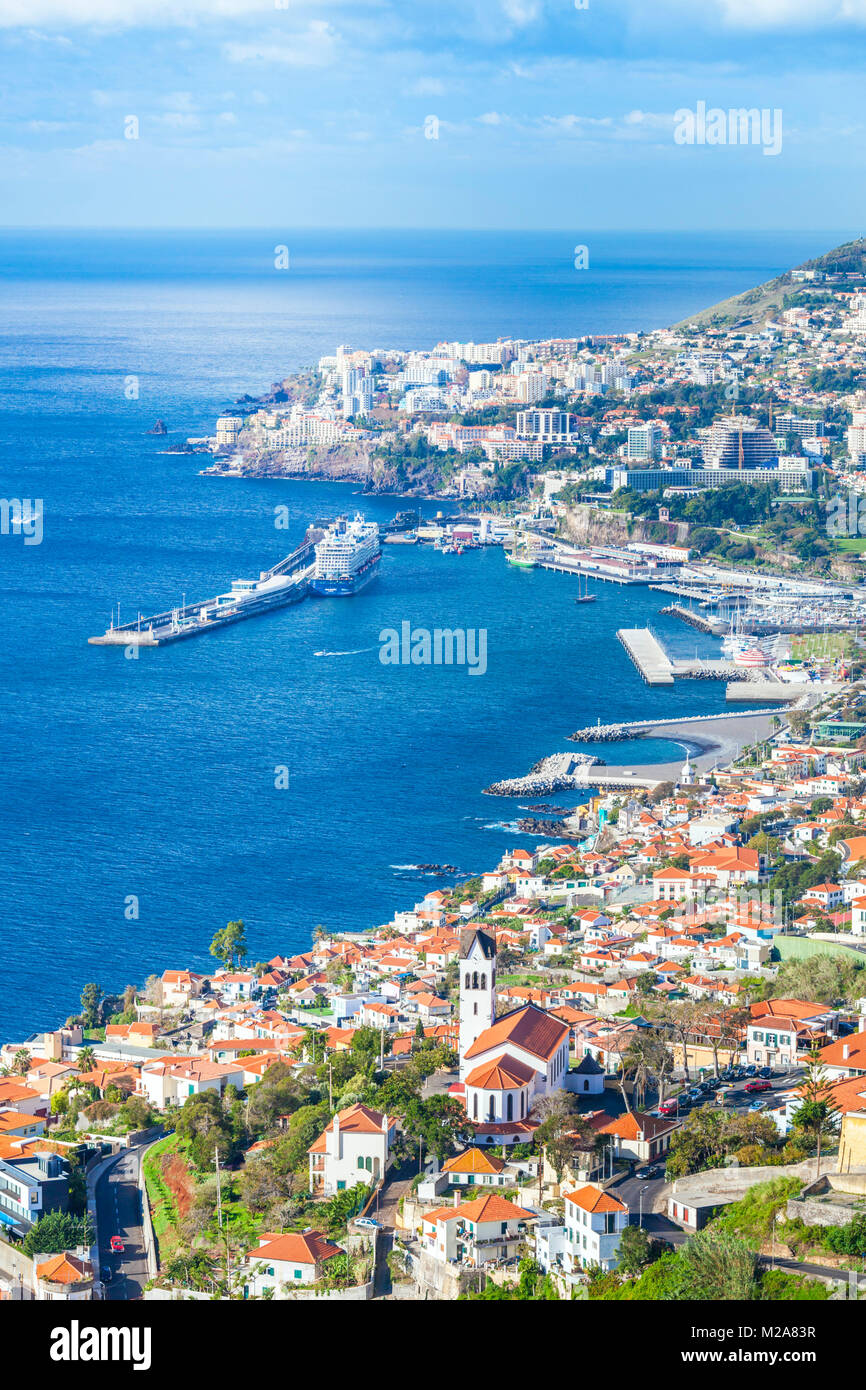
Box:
404;77;446;97
500;0;541;25
0;0;292;25
708;0;866;25
224;21;339;66
158;111;201;128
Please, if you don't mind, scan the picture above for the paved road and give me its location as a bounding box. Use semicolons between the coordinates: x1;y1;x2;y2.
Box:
95;1148;148;1301
370;1159;416;1300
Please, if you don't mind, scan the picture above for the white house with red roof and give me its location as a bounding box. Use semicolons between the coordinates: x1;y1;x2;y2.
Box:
307;1102;396;1196
817;1030;866;1080
536;1183;629;1278
419;1192;536;1266
243;1229;344;1295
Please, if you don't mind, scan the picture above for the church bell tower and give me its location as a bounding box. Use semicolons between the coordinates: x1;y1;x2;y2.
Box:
458;927;496;1080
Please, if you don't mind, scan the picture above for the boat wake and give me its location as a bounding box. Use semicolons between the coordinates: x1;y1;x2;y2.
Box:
314;647;376;657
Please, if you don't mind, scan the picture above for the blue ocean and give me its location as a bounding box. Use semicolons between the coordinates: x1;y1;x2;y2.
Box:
0;228;846;1037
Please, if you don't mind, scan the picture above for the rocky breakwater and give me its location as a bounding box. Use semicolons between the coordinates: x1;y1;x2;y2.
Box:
484;751;600;797
569;722;649;743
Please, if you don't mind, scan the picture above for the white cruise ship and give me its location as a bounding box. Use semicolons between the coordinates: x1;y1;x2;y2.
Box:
309;513;382;596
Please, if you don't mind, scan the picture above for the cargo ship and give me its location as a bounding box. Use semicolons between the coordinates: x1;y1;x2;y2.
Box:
309;513;382;596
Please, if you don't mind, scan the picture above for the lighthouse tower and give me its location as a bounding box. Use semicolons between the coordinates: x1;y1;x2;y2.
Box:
458;927;497;1080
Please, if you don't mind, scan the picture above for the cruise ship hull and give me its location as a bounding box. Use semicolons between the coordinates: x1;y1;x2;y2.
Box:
309;552;382;597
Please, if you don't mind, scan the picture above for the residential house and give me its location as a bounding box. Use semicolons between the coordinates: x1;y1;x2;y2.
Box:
243;1230;344;1296
419;1193;536;1266
307;1103;395;1196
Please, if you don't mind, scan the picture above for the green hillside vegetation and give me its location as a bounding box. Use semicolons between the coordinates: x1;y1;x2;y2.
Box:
673;236;866;332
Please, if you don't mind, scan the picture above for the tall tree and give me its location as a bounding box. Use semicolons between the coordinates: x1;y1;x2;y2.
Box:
80;982;104;1030
791;1044;839;1177
209;919;249;970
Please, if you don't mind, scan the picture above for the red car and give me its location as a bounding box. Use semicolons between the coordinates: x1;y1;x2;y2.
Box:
744;1080;771;1095
109;1236;124;1253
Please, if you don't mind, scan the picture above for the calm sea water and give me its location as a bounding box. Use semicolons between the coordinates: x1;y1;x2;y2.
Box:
0;229;846;1037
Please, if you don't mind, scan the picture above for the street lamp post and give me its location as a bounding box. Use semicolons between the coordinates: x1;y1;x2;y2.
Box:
638;1184;649;1229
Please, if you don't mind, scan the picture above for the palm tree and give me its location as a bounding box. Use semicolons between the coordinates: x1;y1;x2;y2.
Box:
77;1046;97;1074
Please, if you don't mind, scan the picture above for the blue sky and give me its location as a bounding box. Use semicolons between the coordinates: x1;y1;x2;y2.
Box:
1;0;866;229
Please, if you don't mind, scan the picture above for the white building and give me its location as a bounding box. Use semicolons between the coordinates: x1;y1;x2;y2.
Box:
307;1102;395;1196
515;371;548;403
627;422;662;460
419;1192;536;1266
516;409;577;444
458;927;497;1074
457;928;571;1137
215;415;244;447
537;1184;629;1277
243;1230;344;1296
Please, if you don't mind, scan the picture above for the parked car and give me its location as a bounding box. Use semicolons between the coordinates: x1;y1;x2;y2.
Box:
748;1100;768;1111
758;1067;774;1079
744;1065;758;1076
744;1080;772;1095
353;1217;380;1230
109;1236;124;1253
658;1099;680;1116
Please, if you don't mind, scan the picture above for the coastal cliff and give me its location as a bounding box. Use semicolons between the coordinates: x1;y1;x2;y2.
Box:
559;502;691;550
207;441;466;497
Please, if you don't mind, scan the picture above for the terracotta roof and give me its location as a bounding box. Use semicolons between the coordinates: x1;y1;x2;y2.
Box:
465;1053;536;1090
464;1004;569;1063
36;1253;92;1284
442;1147;506;1175
423;1193;535;1225
307;1102;390;1154
749;998;830;1021
592;1109;677;1141
818;1031;866;1070
250;1230;342;1266
564;1184;627;1215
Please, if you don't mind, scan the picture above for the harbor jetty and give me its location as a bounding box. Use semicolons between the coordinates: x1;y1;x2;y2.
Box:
617;628;675;685
89;534;319;647
568;707;792;744
617;626;769;688
483;751;598;797
660;603;723;634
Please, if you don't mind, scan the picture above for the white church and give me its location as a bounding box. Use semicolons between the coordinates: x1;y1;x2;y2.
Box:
456;927;573;1143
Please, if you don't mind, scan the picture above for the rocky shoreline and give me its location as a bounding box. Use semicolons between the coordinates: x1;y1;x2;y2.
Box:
516;817;571;837
201;443;462;499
